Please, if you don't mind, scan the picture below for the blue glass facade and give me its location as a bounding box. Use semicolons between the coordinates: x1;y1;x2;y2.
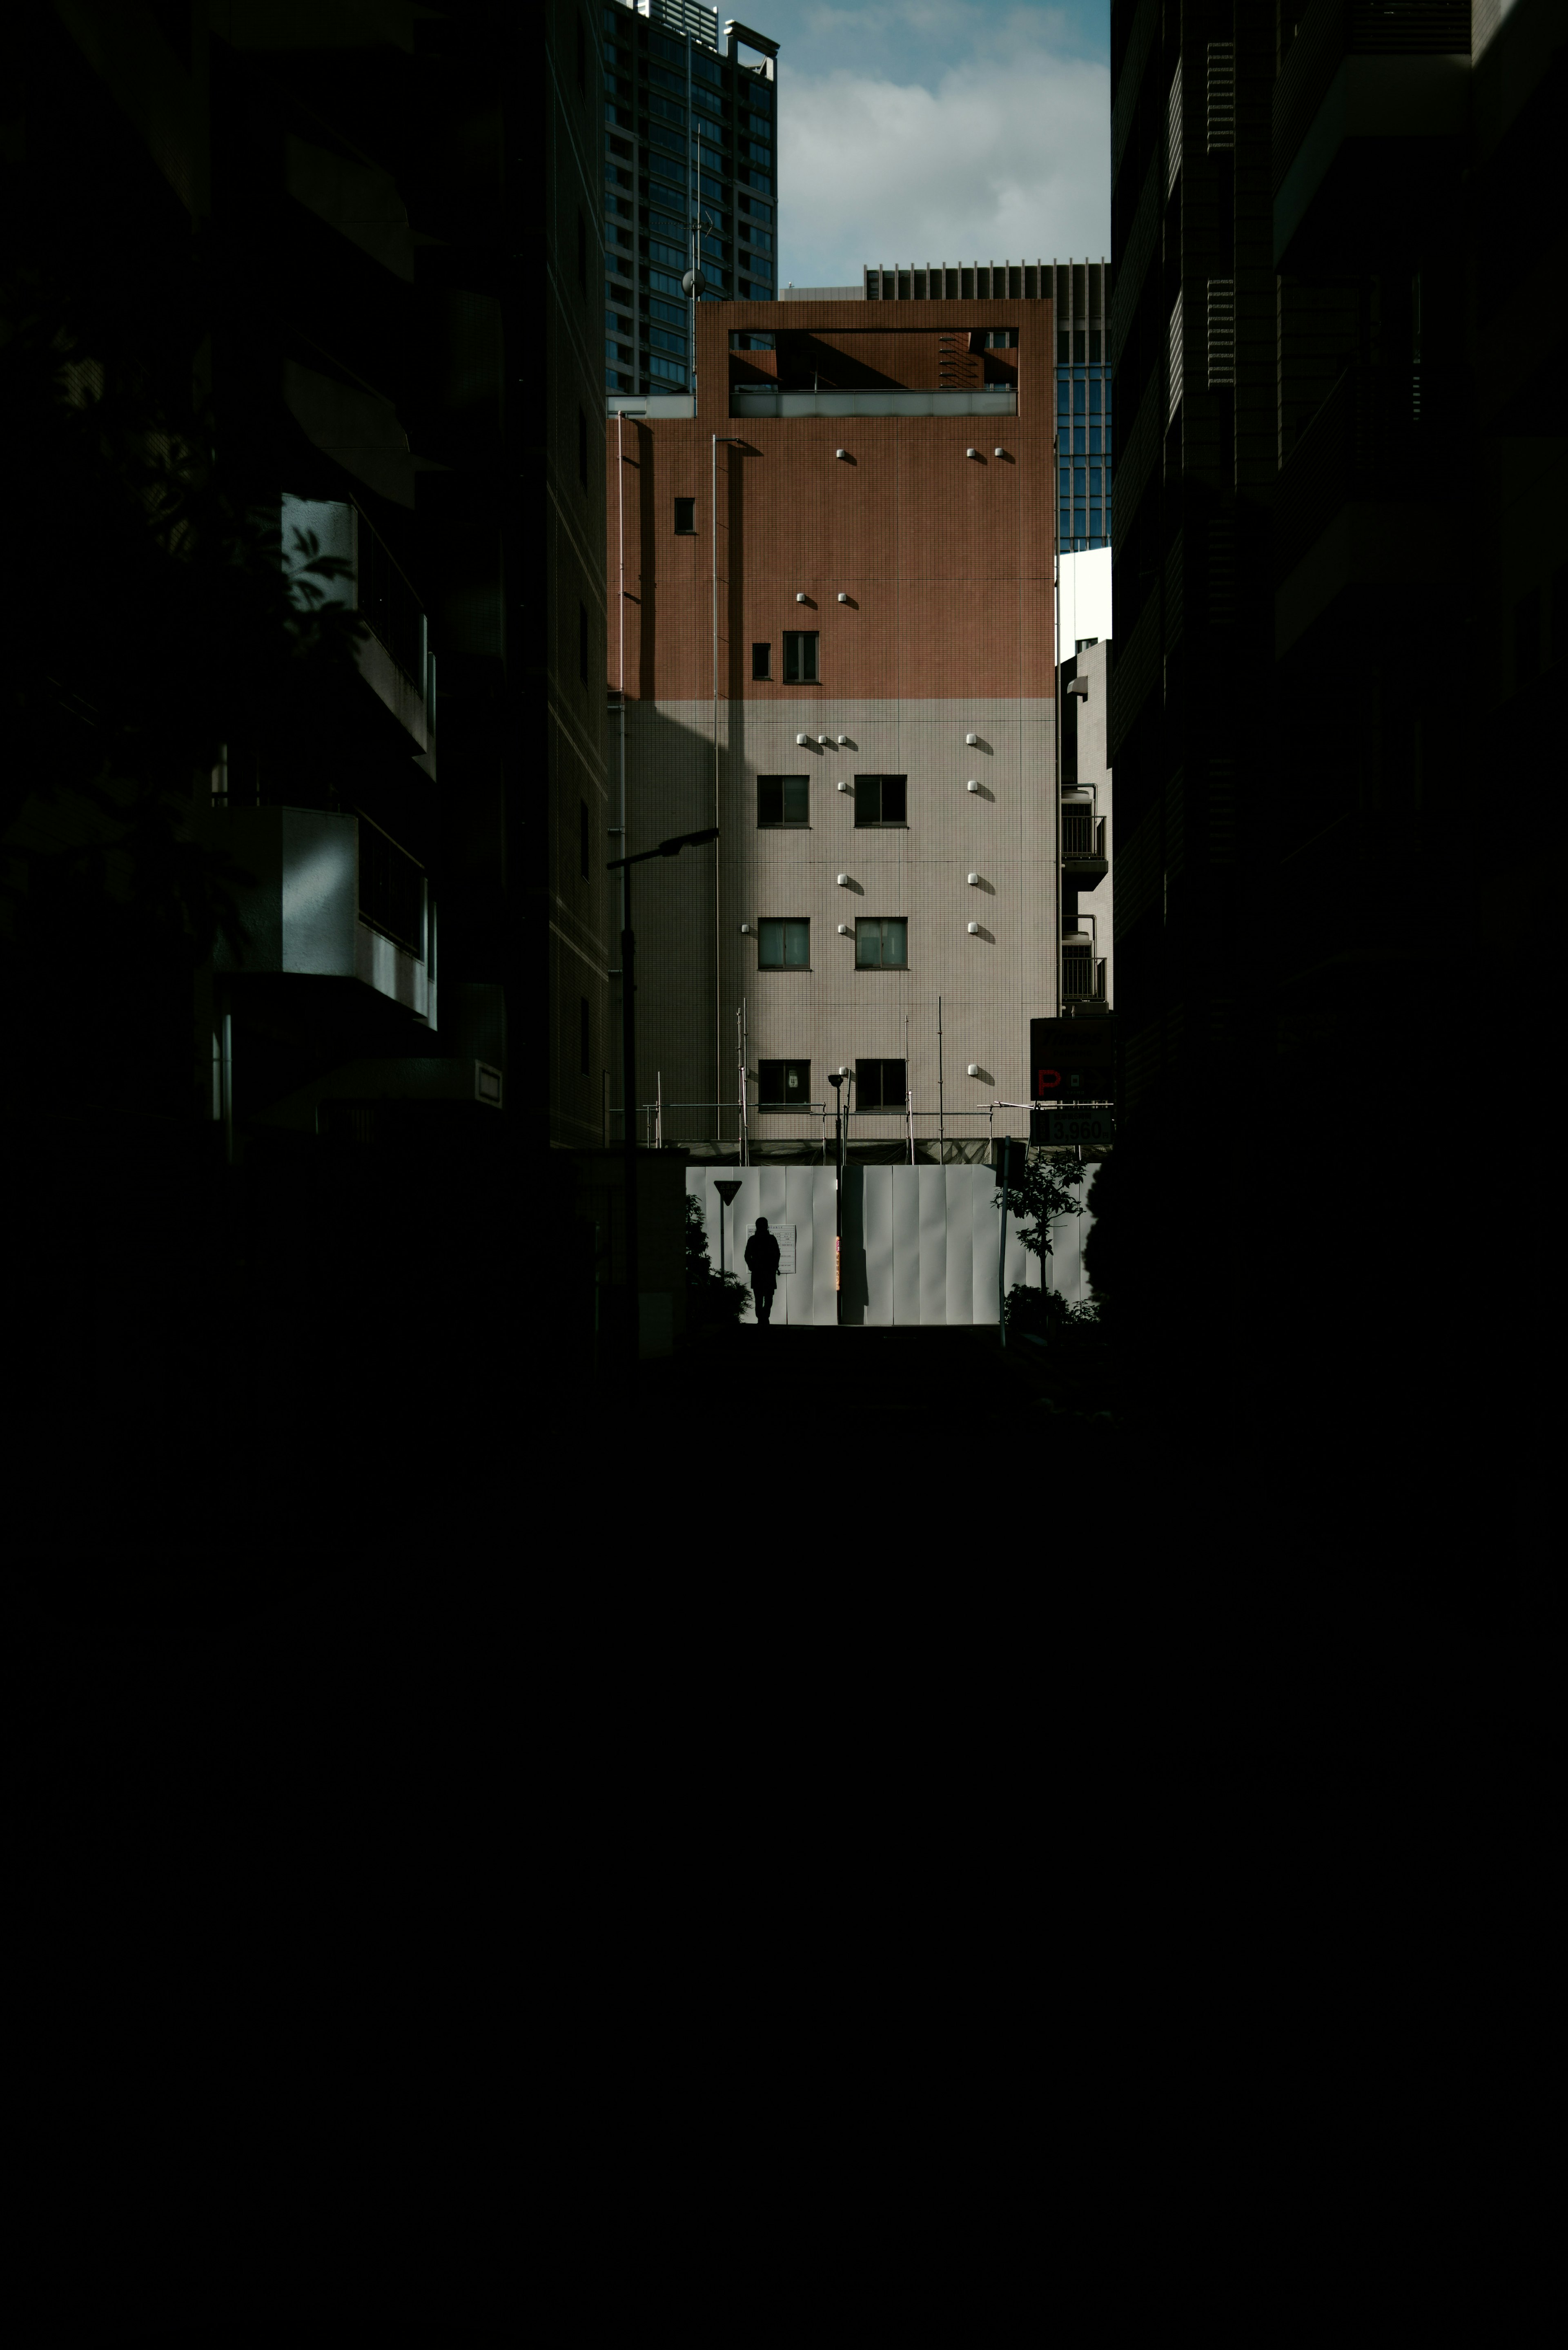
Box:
1057;365;1112;552
603;0;777;398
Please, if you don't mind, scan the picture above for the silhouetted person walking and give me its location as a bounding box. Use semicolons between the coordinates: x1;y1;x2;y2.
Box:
744;1216;781;1325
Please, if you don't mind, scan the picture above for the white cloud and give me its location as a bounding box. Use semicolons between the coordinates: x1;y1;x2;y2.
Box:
777;41;1109;288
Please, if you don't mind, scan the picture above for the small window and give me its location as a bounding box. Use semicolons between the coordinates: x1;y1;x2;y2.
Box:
855;1058;907;1111
674;497;696;533
579;407;588;487
758;919;810;968
752;641;772;680
783;631;818;683
580;996;590;1075
854;774;907;826
580;798;590;878
757;775;808;827
759;1059;810;1110
855;917;907;969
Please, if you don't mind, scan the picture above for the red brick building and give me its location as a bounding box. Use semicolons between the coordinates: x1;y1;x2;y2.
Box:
604;295;1062;1153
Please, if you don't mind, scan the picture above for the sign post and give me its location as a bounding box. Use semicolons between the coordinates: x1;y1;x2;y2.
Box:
712;1177;742;1279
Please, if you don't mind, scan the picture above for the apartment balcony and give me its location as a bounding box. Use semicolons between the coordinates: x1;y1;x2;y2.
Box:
196;804;433;1021
1275;360;1465;649
1273;0;1470;270
1062;807;1109;881
281;494;432;756
1062;944;1107;1004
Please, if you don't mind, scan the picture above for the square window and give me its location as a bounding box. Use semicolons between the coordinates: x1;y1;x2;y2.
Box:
758;918;810;968
855;917;907;969
752;640;772;680
674;496;696;533
855;1058;907;1111
758;775;808;827
782;631;818;682
759;1059;810;1110
853;774;907;825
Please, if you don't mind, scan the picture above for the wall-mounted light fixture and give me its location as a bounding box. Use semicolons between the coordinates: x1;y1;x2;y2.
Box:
836;735;851;746
965;733;979;746
817;735;831;746
739;923;753;935
966;1061;981;1074
835;448;849;460
966;446;980;459
796;734;811;745
837;923;852;935
837;593;850;603
994;447;1006;457
795;592;808;603
967;923;980;936
967;780;980;793
836;780;850;792
967;872;980;886
836;873;851;887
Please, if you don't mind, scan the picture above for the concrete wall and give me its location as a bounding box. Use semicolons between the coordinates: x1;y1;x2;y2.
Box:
687;1162;1100;1325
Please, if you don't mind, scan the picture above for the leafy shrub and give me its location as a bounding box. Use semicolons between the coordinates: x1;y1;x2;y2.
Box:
1004;1284;1100;1344
685;1193;751;1329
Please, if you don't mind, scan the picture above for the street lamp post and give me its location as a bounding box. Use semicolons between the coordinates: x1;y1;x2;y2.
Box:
827;1074;843;1324
606;825;719;1368
827;1066;852;1325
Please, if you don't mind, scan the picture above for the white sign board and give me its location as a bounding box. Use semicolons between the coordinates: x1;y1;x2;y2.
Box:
775;1229;797;1275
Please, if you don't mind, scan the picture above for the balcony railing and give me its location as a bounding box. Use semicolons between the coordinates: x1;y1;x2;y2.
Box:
1063;812;1107;860
355;506;424;689
1062;949;1107;1001
357;809;426;956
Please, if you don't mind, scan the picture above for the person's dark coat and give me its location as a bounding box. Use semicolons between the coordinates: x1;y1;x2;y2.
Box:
744;1230;781;1292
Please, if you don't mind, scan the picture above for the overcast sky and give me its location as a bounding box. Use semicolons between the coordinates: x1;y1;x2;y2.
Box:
763;1;1111;289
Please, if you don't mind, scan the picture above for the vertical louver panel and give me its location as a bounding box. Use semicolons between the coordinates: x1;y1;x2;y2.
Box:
1207;279;1235;386
1206;41;1235;149
1169;290;1184;422
1167;53;1183;194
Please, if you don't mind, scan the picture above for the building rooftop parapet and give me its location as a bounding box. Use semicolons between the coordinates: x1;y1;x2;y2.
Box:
608;394;695;419
731;387;1017;418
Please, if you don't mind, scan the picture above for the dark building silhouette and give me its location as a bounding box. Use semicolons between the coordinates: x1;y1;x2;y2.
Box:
1107;0;1565;1639
4;2;608;1538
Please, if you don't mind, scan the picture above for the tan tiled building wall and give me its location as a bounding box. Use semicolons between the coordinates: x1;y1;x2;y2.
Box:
607;298;1058;1147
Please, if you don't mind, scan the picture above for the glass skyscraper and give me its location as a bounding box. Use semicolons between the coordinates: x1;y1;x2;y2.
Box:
602;0;778;397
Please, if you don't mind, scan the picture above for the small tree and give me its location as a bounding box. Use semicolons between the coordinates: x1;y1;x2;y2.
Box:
993;1150;1098;1344
684;1193;751;1330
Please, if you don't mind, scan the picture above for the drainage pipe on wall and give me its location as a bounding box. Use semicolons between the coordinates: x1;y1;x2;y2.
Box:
712;433;746;1147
